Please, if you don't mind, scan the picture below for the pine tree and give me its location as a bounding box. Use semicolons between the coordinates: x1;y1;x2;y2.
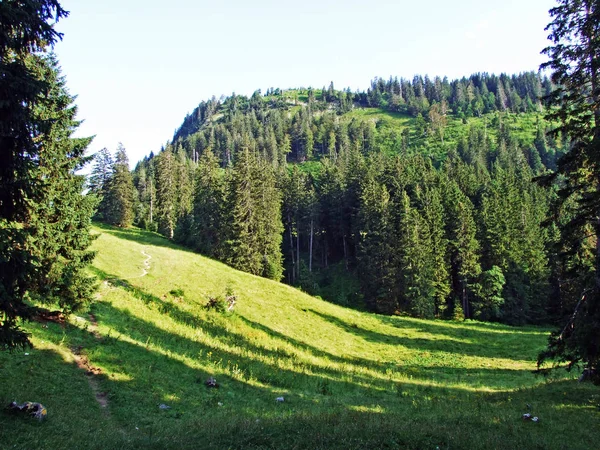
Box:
0;2;99;349
396;191;436;318
155;146;177;239
104;144;135;227
443;180;481;319
357;171;397;313
88;147;113;220
190;147;225;256
537;0;600;378
255;158;284;280
418;185;451;316
1;52;96;349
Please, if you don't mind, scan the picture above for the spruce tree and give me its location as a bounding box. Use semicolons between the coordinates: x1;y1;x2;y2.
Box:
1;52;96;349
537;0;600;378
357;171;397;313
0;2;98;349
88;147;113;220
104;144;135;227
190;147;225;256
156;146;177;239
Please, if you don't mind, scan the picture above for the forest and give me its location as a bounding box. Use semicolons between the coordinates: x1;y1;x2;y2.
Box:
90;71;578;327
2;1;600;448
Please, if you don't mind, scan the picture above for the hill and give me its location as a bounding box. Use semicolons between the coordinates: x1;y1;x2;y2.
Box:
1;225;598;449
117;73;564;324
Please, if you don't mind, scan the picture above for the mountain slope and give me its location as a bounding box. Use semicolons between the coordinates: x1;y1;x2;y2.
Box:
1;224;598;449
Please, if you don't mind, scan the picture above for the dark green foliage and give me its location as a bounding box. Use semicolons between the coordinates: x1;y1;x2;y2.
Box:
129;69;564;325
104;144;135;227
223;147;283;280
536;0;600;379
155;147;178;239
185;147;225;255
88;147;113;220
1;52;96;349
0;0;70;349
473;266;505;320
357;169;397;313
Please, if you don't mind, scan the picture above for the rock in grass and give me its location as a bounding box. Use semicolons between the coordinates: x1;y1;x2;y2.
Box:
158;404;171;410
7;401;47;421
205;376;219;388
276;397;285;402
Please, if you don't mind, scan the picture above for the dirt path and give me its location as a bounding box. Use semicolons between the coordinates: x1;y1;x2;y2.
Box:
70;314;128;439
71;341;108;410
132;249;152;278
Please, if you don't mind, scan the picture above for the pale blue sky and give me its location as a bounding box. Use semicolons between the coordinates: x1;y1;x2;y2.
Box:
54;0;556;166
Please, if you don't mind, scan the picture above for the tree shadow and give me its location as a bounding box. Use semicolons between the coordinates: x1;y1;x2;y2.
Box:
90;263;545;391
93;222;193;253
308;309;545;362
3;284;595;449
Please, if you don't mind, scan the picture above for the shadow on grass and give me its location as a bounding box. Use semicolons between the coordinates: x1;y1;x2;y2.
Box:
309;309;544;362
91;265;543;391
4;290;596;449
9;314;597;450
93;222;192;253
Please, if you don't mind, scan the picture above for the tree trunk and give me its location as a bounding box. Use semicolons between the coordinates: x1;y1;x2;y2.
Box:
296;224;300;276
309;218;314;272
288;217;295;283
343;234;348;270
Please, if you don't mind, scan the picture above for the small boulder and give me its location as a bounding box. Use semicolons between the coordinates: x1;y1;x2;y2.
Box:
7;401;47;421
205;376;219;388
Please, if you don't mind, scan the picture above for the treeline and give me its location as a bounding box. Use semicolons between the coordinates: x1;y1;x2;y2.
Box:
173;71;549;147
361;72;548;118
90;72;573;325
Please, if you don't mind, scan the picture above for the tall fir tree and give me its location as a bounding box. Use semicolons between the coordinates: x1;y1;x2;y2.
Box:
189;147;225;256
1;2;97;349
104;144;135;227
88;147;113;220
156;146;178;239
357;170;397;313
537;0;600;378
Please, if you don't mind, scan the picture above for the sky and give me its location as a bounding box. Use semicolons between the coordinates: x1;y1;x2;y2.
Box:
54;0;557;167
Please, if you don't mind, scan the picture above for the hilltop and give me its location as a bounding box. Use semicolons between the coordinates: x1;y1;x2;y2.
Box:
1;225;598;449
113;73;563;325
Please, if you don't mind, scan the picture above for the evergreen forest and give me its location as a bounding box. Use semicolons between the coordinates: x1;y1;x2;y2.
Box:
2;1;600;448
92;73;570;326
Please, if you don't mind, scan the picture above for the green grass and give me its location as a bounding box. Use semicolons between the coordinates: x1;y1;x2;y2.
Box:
345;107;413;128
1;224;599;449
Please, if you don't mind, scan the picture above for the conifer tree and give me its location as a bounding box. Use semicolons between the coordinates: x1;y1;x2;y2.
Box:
357;171;397;313
1;2;97;349
418;185;451;316
104;144;135;227
190;147;225;256
443;180;481;318
156;146;177;239
537;0;600;377
88;147;113;220
224;146;284;280
396;191;436;318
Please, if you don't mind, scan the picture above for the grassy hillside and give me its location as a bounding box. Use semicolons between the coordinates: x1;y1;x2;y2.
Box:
1;224;598;449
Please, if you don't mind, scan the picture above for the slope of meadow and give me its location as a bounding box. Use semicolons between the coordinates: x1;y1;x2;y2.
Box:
1;224;598;449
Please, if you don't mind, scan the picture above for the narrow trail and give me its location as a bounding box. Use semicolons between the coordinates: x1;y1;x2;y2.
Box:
71;314;107;410
130;249;152;278
139;249;152;277
70;313;128;439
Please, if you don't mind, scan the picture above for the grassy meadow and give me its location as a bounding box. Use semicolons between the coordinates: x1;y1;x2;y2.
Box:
1;224;598;449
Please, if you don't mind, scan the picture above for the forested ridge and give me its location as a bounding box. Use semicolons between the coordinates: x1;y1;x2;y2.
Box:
90;71;578;327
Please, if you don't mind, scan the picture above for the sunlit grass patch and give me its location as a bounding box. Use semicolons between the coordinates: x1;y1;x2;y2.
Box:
1;224;598;449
